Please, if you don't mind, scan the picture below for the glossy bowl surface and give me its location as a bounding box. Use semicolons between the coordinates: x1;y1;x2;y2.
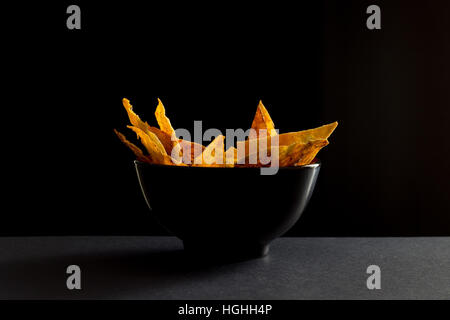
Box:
134;160;321;259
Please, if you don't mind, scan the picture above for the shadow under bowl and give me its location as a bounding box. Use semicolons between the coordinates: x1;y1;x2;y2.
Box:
134;160;321;261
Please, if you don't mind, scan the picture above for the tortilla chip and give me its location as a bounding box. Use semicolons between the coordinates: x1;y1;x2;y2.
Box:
154;98;182;163
147;126;173;155
122;98;151;136
235;139;329;167
155;98;176;136
279;122;338;145
118;97;336;168
235;122;336;163
194;135;225;166
279;140;329;167
235;146;279;167
225;146;237;166
251;100;276;137
235;133;278;163
179;139;205;164
295;140;329;166
114;129;150;163
127;125;173;165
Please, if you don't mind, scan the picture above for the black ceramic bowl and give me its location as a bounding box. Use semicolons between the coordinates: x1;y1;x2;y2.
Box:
134;160;321;259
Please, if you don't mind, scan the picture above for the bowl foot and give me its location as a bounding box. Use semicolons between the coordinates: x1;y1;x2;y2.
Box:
183;240;269;261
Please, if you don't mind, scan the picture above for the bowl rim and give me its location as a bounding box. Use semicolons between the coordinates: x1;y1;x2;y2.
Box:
134;159;321;170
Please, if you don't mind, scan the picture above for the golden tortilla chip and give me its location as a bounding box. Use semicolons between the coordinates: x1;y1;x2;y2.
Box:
147;126;174;155
127;125;173;165
122;98;152;136
251;100;276;137
295;140;329;166
117;97;336;168
225;146;237;166
235;147;279;167
235;139;329;167
279;140;329;167
279;122;338;145
236;122;336;163
235;133;278;163
155;98;176;136
154;98;182;163
194;135;225;166
179;139;205;164
235;138;278;166
114;129;150;163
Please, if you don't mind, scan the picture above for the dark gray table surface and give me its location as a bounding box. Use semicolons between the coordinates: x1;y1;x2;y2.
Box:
0;236;449;299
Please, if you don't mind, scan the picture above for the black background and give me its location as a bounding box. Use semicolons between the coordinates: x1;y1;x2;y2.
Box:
2;1;450;236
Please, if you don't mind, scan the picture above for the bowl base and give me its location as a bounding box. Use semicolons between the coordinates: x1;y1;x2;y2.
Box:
183;240;269;261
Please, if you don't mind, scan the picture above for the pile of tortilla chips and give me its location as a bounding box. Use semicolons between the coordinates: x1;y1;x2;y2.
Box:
114;98;337;167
